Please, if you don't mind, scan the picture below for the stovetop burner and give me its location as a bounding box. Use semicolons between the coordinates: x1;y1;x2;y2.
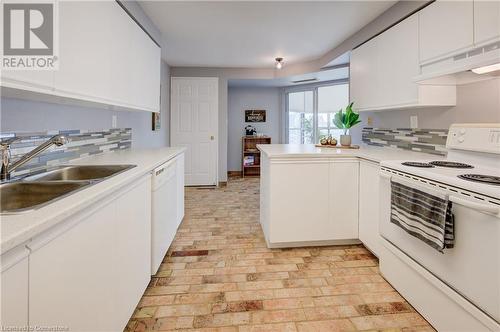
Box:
458;174;500;186
401;162;434;168
429;161;474;169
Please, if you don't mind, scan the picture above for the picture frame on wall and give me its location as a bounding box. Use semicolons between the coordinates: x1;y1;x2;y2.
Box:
245;110;266;123
152;112;161;131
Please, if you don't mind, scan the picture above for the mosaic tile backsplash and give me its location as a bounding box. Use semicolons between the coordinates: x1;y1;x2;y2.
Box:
0;128;132;177
362;127;448;155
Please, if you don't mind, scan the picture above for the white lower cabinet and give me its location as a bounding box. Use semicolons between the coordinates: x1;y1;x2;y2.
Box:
269;159;331;244
358;160;381;256
1;245;30;327
262;157;359;247
329;159;359;240
28;176;151;332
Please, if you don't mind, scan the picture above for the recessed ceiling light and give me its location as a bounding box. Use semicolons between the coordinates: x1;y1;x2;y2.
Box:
275;57;284;69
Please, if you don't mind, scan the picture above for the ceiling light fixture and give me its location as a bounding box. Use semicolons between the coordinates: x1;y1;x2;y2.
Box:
471;62;500;74
275;57;284;69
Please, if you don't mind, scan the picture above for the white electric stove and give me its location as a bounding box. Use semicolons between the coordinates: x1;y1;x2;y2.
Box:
378;123;500;332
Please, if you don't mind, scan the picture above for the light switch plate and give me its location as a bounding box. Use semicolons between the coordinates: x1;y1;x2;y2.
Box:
410;115;418;129
112;115;117;128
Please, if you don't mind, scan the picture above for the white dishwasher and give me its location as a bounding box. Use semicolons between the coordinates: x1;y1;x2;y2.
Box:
151;159;178;274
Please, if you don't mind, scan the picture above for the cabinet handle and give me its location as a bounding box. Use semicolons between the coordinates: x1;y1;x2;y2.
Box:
449;196;500;215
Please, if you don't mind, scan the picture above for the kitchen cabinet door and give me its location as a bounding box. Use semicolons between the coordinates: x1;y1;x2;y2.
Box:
1;246;29;327
29;177;152;331
350;37;379;110
377;14;419;107
108;3;161;112
358;160;381;256
474;0;500;46
54;1;113;102
1;71;54;94
29;200;116;331
127;21;161;111
419;1;474;63
329;160;359;239
113;177;151;329
269;160;331;243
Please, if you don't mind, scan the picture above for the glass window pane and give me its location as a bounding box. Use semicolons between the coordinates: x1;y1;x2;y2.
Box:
318;113;328;128
288;91;314;144
288;112;301;129
318;129;329;140
302;113;314;144
286;84;349;144
289;129;301;144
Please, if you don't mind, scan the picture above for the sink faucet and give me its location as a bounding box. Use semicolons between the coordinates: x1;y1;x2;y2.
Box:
0;135;69;181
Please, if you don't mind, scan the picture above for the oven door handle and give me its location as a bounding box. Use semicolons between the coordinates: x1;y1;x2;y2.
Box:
449;196;500;215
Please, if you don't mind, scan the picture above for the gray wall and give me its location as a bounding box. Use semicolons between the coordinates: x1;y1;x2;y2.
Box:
228;87;281;172
1;1;170;149
1;61;171;149
350;78;500;143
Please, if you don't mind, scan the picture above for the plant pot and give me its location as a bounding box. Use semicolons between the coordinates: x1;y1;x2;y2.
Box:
340;134;351;146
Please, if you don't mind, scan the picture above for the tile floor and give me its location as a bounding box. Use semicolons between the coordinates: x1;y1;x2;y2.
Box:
126;177;434;332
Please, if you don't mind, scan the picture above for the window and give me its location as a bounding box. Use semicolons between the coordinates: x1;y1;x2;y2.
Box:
287;90;314;144
286;83;349;144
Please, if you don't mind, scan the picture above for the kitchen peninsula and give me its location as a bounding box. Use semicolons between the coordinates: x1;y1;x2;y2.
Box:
257;144;442;252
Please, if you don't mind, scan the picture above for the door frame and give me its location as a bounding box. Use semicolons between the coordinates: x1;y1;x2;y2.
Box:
170;76;219;186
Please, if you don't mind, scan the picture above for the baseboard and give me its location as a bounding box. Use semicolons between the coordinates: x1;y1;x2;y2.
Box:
228;171;242;177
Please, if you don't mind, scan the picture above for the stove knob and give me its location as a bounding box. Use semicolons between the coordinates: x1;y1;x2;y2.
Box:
458;137;465;143
459;129;466;135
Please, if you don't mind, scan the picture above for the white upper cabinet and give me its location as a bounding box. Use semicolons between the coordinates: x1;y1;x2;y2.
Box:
1;1;161;112
350;12;456;112
350;38;379;110
1;70;54;93
108;3;161;111
55;1;114;102
474;1;500;46
376;14;419;107
419;1;474;64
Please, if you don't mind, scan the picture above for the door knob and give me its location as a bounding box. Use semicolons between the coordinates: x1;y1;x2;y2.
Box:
210;136;215;140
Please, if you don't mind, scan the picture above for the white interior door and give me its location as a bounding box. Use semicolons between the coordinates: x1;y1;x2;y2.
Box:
171;77;218;186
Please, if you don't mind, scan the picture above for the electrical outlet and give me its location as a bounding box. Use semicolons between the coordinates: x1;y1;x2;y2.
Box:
112;115;117;128
367;116;373;126
410;115;418;129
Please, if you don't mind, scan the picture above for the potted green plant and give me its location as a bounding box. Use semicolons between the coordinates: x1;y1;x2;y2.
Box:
333;102;361;146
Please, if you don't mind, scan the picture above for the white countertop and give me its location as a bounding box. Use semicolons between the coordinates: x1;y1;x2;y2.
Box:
257;144;444;163
1;147;185;254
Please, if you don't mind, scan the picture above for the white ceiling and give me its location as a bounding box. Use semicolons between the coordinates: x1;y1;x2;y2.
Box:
139;1;396;68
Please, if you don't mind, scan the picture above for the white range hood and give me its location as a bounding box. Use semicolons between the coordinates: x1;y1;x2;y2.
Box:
414;40;500;85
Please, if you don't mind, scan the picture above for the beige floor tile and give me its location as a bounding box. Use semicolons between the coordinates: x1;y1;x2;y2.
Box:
125;178;432;332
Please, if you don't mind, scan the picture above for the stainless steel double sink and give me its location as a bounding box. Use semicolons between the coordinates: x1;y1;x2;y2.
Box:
0;165;136;214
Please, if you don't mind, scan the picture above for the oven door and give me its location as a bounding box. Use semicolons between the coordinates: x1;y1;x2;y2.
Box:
379;170;500;323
